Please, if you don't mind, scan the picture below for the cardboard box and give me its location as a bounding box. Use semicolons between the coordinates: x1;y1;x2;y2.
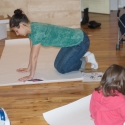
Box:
0;16;9;40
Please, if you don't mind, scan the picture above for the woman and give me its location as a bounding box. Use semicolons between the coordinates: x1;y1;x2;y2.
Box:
9;9;98;82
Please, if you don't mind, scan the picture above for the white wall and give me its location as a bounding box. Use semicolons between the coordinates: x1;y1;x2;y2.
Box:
110;0;125;11
81;0;125;13
118;0;125;8
110;0;118;10
81;0;110;14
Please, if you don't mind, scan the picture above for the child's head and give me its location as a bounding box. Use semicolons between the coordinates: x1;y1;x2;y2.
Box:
95;64;125;96
9;9;30;36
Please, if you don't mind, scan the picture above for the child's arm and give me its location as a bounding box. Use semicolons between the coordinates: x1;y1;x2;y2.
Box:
18;43;41;82
119;103;125;121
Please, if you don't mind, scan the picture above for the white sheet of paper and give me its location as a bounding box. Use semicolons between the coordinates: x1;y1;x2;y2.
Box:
43;95;94;125
0;38;82;86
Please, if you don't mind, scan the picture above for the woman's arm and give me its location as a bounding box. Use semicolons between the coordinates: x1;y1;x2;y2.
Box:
27;40;33;71
30;43;41;77
18;43;41;82
17;40;33;72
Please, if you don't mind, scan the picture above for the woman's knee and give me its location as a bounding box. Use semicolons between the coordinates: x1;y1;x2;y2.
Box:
54;64;67;74
54;61;57;69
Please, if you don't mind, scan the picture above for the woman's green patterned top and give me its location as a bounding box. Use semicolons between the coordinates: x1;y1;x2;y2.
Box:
28;22;84;47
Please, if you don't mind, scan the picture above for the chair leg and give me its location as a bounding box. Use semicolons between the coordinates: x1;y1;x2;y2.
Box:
116;43;120;50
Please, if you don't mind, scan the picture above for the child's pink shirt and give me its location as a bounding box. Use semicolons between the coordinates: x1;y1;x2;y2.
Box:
90;90;125;125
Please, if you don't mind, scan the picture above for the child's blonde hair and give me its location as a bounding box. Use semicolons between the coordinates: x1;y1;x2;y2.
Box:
95;64;125;96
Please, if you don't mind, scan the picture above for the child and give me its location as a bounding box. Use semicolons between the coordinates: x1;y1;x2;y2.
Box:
90;64;125;125
9;9;98;82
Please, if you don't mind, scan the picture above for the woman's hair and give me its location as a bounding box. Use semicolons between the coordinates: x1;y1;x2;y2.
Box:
95;64;125;96
9;9;30;28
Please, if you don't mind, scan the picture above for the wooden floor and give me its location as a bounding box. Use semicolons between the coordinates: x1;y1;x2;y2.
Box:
0;10;125;125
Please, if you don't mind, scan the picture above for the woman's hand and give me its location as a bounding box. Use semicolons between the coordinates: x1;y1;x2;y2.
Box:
17;44;41;82
17;68;30;72
18;75;33;82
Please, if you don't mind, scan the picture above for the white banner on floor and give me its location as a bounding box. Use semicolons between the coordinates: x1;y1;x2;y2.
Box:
0;38;82;86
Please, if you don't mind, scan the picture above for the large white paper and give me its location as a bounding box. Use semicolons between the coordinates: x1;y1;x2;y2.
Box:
43;95;94;125
0;38;82;86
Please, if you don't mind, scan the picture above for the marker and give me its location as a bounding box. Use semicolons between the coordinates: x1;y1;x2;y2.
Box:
28;79;43;82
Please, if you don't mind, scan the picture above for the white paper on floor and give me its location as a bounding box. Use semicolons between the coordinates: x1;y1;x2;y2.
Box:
0;38;82;86
43;94;94;125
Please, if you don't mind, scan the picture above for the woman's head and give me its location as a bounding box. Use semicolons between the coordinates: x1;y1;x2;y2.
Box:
9;9;30;36
95;64;125;96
